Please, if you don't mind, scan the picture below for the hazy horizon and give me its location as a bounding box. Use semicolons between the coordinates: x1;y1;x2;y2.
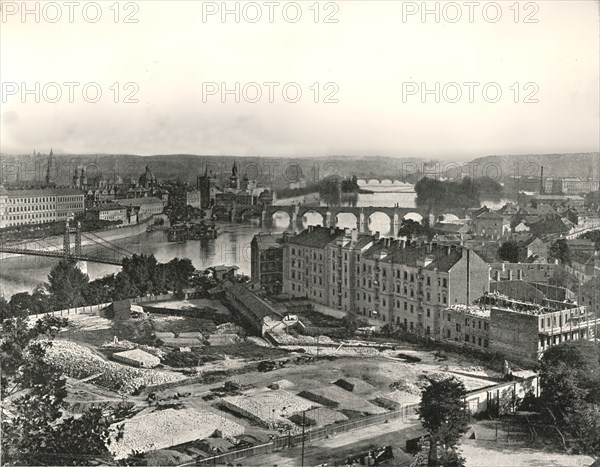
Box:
1;1;599;158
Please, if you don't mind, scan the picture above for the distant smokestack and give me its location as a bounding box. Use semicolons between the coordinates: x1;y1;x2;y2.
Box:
540;166;545;194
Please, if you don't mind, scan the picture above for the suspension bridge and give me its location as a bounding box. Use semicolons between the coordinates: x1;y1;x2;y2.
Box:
0;221;136;266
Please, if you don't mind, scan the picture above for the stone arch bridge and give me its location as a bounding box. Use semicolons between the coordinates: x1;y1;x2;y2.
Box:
213;204;467;234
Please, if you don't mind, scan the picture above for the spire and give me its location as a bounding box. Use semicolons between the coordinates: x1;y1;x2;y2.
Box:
45;149;54;185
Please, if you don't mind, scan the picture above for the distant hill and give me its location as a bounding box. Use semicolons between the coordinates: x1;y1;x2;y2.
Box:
1;152;598;189
0;153;437;189
466;153;600;179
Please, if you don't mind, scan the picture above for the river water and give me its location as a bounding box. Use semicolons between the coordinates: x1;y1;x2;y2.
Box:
0;182;508;298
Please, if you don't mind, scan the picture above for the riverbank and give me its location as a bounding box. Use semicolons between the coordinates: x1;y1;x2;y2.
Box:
0;216;159;259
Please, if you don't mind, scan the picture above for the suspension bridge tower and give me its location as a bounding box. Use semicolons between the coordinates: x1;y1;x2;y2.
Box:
63;220;87;274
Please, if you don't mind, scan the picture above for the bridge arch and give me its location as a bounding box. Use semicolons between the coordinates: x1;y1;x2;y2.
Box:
335;211;359;230
440;213;459;222
212;206;230;220
403;212;424;222
301;209;325;227
238;205;263;221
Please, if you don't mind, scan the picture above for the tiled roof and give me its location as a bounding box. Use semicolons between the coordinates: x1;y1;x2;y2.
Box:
222;281;283;320
252;233;285;250
114;197;163;206
363;239;466;272
87;203;128;211
5;188;84;197
475;211;504;220
287;226;345;248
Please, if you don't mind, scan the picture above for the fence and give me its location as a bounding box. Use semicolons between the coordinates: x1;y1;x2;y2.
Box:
192;404;419;466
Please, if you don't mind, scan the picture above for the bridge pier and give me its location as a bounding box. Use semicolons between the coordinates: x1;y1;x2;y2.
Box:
392;212;401;237
358;209;368;234
325;210;334;229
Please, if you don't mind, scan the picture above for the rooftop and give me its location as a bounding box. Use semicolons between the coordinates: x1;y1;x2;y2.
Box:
287;226;345;249
252;233;286;250
114;197;163;206
5;188;84;197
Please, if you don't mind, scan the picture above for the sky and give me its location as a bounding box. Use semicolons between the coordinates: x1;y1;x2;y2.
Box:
1;0;599;159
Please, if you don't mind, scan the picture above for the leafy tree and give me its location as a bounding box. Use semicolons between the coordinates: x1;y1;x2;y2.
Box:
498;240;520;263
1;315;123;465
418;377;470;466
398;218;434;241
341;309;369;334
0;296;11;320
539;340;600;458
113;273;141;300
549;238;571;266
46;259;89;309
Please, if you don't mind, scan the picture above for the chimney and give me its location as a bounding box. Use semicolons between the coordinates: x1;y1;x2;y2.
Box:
374;231;380;241
540;166;544;194
351;228;358;243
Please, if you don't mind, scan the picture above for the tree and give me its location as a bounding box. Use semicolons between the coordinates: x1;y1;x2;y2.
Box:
1;315;124;465
47;259;89;309
0;296;11;320
549;238;571;266
418;377;470;466
341;309;369;334
398;218;433;241
498;240;519;263
539;340;600;458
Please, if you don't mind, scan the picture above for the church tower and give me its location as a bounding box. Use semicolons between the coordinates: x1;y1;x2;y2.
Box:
45;149;56;185
229;161;240;190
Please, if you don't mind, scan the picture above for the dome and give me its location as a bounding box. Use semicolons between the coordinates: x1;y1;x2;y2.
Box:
139;165;157;186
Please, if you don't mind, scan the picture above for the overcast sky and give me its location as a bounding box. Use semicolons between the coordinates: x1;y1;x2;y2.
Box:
1;0;599;159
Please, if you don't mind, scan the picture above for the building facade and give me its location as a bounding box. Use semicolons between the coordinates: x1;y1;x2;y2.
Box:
283;226;490;336
251;233;288;295
114;197;164;221
85;204;130;223
1;188;85;228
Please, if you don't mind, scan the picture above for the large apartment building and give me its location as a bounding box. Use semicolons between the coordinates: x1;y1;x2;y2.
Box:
0;187;85;228
283;226;490;336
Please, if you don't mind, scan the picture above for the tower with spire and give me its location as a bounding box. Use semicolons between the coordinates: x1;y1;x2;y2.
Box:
45;149;56;186
229;161;240;190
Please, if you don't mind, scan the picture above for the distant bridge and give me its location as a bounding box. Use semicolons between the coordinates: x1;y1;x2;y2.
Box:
0;221;134;266
356;178;415;186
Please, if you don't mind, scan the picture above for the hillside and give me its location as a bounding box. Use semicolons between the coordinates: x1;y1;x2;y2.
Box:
466;153;600;179
1;152;598;189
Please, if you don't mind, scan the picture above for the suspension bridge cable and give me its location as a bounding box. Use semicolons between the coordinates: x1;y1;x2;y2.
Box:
80;231;137;256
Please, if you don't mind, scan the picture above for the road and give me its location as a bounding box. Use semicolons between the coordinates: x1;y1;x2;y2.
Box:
236;416;424;466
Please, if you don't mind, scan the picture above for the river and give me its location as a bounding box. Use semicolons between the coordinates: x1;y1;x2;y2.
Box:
0;182;510;298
